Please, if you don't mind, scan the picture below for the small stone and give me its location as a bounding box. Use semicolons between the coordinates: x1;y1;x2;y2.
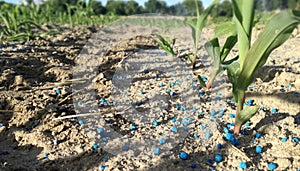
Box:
14;75;24;86
229;114;236;118
207;158;213;163
55;89;61;95
204;131;211;139
97;128;105;134
226;133;234;141
295;79;300;87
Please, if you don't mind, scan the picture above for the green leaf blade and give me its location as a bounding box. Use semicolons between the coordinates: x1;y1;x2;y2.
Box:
214;21;236;38
197;75;207;88
220;35;237;62
235;106;259;126
232;0;254;68
237;10;300;91
226;61;240;102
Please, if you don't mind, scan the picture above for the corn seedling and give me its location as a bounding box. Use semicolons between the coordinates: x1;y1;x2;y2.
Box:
225;0;300;134
203;30;238;89
202;0;300;134
156;34;176;56
186;0;219;68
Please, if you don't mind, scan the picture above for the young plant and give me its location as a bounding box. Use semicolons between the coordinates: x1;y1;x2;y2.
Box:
227;0;300;134
156;34;176;56
203;26;238;89
203;0;300;134
186;0;219;68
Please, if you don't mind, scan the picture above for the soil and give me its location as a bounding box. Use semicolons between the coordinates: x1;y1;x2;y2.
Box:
0;17;299;171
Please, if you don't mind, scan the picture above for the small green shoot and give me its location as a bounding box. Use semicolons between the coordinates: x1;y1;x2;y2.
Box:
204;35;237;88
156;34;176;56
186;0;219;68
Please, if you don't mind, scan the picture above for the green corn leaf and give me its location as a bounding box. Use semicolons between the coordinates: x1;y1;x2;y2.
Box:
204;35;238;88
6;33;30;42
220;35;237;62
46;29;60;35
197;75;207;88
205;38;221;68
205;38;232;88
18;20;44;31
171;38;176;48
237;10;300;91
187;54;194;63
0;13;12;34
8;12;17;32
0;31;3;41
156;34;176;56
156;34;169;46
214;21;236;38
232;0;254;68
226;61;240;103
186;0;219;64
39;29;60;38
222;55;239;66
235;106;258;126
186;19;196;46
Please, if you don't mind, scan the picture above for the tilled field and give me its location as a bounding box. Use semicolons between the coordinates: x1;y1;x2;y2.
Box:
0;20;299;171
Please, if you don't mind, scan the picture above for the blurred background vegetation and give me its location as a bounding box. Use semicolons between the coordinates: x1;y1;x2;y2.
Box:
2;0;300;17
0;0;299;41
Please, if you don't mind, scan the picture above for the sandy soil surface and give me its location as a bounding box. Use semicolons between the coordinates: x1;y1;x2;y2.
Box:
0;17;299;171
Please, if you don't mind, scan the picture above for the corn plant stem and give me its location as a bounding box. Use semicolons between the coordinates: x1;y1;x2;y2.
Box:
206;70;217;89
192;54;197;69
234;89;245;134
